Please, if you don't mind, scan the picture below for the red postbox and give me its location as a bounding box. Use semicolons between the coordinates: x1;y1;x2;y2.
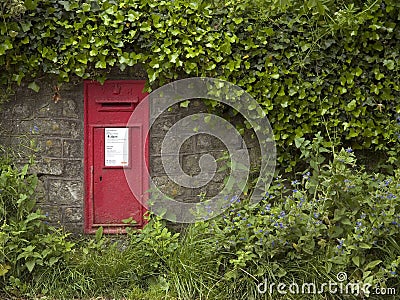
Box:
84;80;148;233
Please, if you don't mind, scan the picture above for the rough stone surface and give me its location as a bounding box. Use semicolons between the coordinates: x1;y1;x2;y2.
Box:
38;138;63;157
64;207;84;223
48;179;83;206
40;205;63;224
0;78;84;233
32;158;64;176
35;179;47;203
63;139;83;158
63;160;84;179
150;134;194;155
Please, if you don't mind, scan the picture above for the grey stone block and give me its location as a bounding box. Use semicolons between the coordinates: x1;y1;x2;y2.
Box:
36;101;63;118
192;181;226;198
151;175;191;198
31;158;64;176
48;179;83;206
181;152;227;178
63;139;83;158
62;223;83;234
40;205;63;224
150;155;169;174
63;160;83;179
195;134;227;152
35;119;82;138
37;138;63;157
150;115;180;136
15;119;37;135
150;135;193;155
17;119;81;138
242;129;260;148
12;102;33;120
0;119;15;135
62;99;80;119
63;207;83;223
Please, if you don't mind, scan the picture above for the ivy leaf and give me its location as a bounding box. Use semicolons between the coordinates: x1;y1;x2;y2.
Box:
180;100;190;108
95;61;107;69
233;18;243;25
148;69;157;83
189;1;199;9
28;81;40;92
82;3;91;12
0;39;13;55
90;49;98;56
294;137;305;148
346;100;356;111
8;30;18;38
12;72;24;85
226;60;235;71
169;53;179;63
170;28;181;36
59;0;71;11
127;11;140;22
375;73;384;80
20;21;32;32
119;55;132;65
383;59;395;70
75;66;85;77
220;41;231;55
24;0;38;10
77;55;88;64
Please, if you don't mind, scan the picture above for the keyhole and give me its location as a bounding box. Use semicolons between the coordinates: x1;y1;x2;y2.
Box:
100;176;102;182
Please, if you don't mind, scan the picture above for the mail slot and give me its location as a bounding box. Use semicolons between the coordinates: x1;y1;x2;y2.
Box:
84;80;148;233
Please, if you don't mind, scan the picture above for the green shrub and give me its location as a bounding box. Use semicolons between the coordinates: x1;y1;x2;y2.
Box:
208;147;400;298
0;156;74;296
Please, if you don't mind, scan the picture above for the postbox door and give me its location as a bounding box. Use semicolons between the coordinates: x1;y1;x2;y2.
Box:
92;126;144;226
84;80;148;234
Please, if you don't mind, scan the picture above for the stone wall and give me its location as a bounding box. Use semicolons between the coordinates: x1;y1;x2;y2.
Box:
150;100;232;203
0;79;84;232
0;71;260;233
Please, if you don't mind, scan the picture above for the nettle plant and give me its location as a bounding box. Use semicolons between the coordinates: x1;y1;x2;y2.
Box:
210;143;400;294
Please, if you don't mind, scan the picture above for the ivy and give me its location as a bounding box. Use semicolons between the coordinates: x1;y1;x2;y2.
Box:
0;0;399;170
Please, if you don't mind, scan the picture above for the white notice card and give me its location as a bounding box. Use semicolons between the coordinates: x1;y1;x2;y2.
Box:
105;128;129;167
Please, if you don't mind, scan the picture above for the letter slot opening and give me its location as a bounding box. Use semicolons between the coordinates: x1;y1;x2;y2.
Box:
99;102;134;111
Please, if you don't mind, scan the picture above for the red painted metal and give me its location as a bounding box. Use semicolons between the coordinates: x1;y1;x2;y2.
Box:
84;80;148;234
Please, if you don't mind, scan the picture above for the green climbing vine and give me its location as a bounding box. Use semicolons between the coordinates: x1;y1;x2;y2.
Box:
0;0;399;170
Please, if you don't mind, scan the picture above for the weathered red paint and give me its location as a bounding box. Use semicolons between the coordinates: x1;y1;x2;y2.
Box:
84;80;148;234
